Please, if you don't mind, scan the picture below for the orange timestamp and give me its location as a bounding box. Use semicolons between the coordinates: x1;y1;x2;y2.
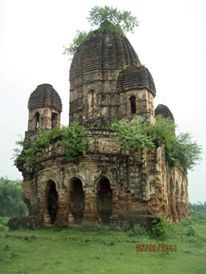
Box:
136;243;177;253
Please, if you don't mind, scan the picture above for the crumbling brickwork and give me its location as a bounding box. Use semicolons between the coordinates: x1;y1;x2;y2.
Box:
17;29;188;227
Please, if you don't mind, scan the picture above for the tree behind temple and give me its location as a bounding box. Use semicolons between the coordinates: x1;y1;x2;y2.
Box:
0;177;27;217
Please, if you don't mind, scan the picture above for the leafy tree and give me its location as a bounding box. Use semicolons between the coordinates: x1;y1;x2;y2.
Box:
0;178;27;217
88;6;138;33
169;133;202;170
144;116;176;150
65;6;138;55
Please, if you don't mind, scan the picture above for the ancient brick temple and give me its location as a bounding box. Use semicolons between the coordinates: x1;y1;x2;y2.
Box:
17;28;188;227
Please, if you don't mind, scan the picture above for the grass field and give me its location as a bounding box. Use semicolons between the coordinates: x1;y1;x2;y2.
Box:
0;214;206;274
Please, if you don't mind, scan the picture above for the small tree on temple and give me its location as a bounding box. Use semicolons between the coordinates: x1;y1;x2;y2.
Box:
64;6;139;55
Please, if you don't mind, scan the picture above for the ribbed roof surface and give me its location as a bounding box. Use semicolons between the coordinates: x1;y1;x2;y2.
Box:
70;30;140;80
116;65;156;96
155;104;174;121
28;84;62;112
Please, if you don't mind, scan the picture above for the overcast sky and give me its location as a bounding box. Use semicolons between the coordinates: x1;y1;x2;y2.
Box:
0;0;206;203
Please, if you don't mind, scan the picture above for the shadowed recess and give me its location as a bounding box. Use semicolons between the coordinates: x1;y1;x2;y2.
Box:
70;178;85;224
97;177;113;224
46;181;59;224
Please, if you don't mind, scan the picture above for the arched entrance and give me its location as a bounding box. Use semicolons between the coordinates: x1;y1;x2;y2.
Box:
129;95;136;114
46;181;59;224
70;178;85;224
34;112;40;129
96;177;112;224
51;112;58;128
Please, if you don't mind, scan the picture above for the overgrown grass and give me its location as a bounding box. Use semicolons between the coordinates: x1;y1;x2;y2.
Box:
0;211;206;274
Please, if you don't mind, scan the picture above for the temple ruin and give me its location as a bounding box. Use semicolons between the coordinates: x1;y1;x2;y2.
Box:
17;26;188;227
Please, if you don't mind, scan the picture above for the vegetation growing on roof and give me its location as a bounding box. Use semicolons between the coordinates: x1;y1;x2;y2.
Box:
14;116;201;172
14;123;88;169
88;6;138;33
110;116;202;171
64;30;96;55
64;6;139;55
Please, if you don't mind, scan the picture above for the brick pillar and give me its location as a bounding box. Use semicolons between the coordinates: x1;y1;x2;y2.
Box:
55;189;69;227
83;187;98;224
38;191;48;226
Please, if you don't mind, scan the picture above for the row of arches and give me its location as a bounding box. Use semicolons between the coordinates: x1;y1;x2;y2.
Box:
45;177;113;225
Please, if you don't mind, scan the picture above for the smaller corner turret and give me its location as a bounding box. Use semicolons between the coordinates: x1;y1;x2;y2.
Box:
26;84;62;137
117;65;156;122
155;104;174;122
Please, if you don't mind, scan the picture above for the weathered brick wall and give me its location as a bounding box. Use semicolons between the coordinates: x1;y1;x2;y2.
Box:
21;131;188;227
20;29;188;227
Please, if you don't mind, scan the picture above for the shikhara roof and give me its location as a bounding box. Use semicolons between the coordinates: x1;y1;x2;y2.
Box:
28;84;62;112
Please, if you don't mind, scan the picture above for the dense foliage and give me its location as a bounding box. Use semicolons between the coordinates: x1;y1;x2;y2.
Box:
14;117;201;172
151;218;172;240
65;6;138;55
111;116;201;171
110;118;155;149
14;123;88;168
88;6;138;33
60;123;88;161
0;178;27;217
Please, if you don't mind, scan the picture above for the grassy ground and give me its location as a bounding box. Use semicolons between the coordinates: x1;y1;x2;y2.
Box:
0;215;206;274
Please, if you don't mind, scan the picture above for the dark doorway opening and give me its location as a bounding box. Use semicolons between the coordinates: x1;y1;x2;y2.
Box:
52;112;58;128
129;96;136;114
46;181;58;224
34;112;40;129
96;177;112;224
70;178;85;224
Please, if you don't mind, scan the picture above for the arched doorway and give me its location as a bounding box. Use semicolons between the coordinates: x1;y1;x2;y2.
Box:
34;112;40;129
51;112;58;128
46;181;59;224
96;177;112;224
70;178;85;224
129;96;136;114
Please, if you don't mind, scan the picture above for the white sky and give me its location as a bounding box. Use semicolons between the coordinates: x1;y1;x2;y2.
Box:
0;0;206;203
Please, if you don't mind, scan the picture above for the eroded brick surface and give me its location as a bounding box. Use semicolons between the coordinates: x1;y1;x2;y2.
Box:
17;29;188;227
